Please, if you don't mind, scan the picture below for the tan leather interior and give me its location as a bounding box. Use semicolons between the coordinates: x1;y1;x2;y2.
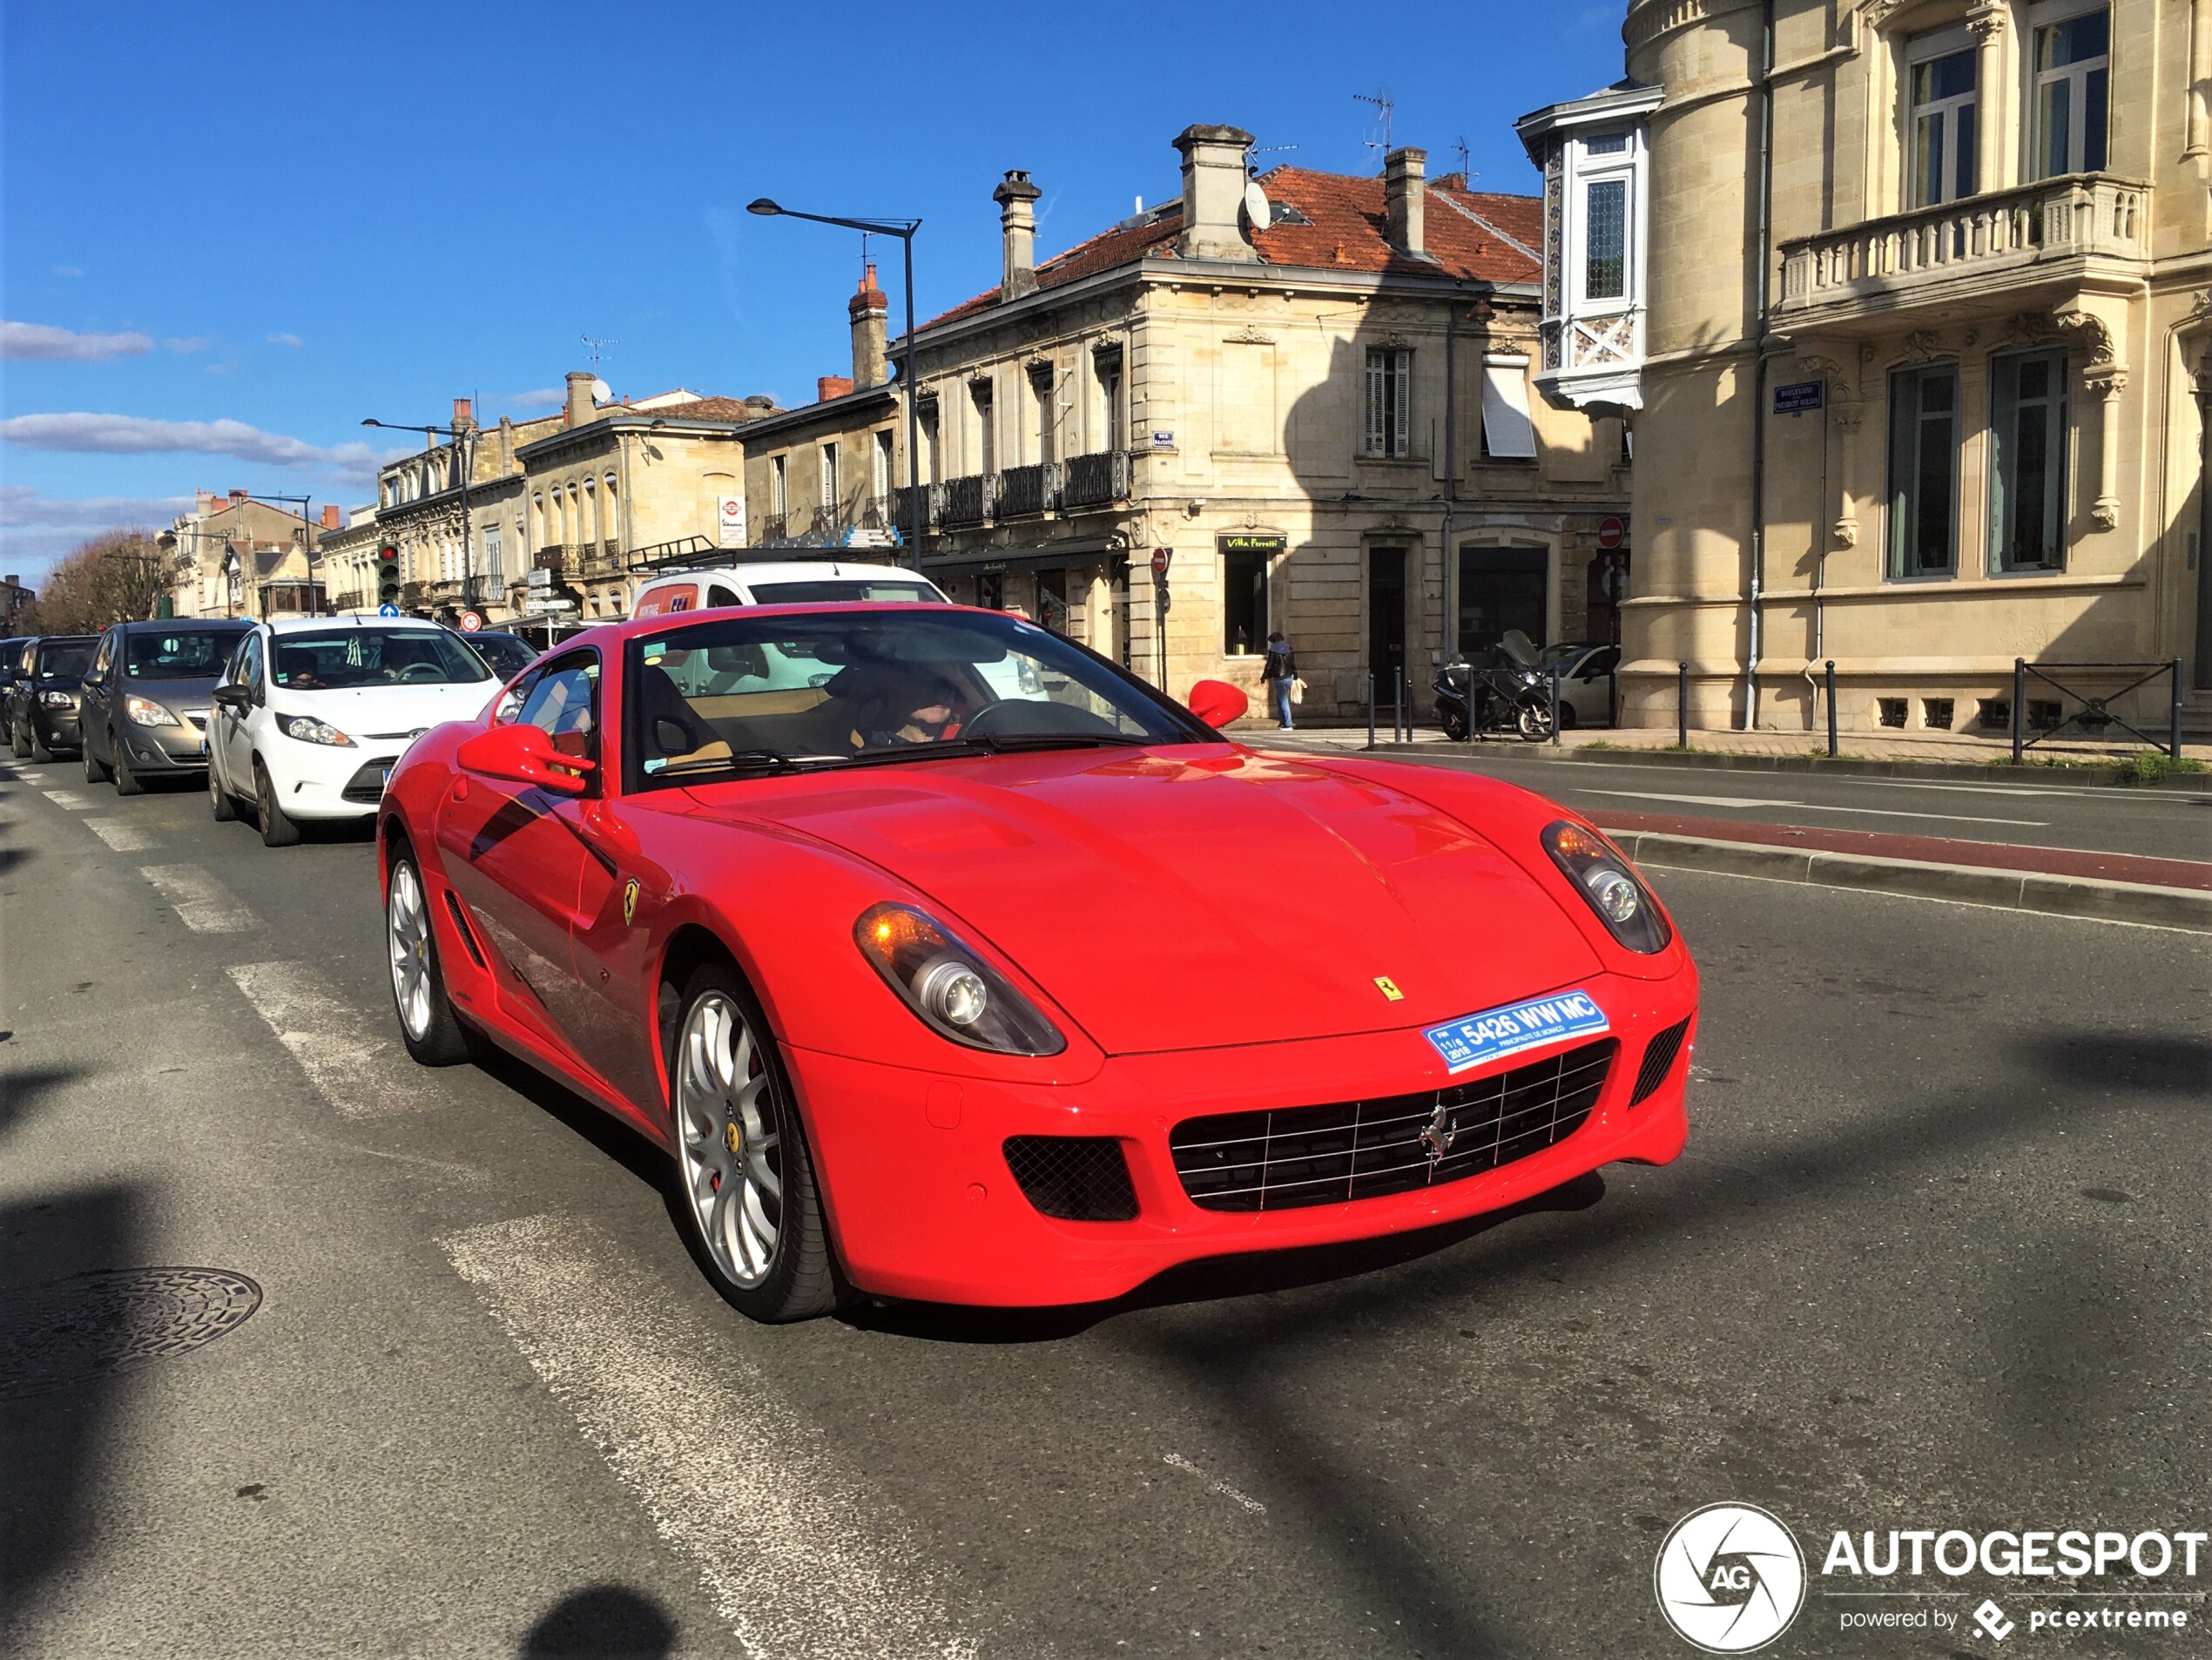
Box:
688;688;829;719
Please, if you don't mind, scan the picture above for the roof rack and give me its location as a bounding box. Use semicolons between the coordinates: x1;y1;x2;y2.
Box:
625;537;910;576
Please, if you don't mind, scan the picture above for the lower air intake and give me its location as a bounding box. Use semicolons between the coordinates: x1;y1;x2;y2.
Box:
1002;1136;1140;1222
1629;1017;1691;1105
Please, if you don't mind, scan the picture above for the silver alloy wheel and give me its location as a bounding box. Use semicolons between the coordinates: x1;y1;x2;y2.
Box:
675;991;785;1289
387;860;434;1041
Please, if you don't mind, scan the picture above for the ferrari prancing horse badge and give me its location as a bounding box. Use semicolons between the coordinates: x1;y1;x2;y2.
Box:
622;878;639;927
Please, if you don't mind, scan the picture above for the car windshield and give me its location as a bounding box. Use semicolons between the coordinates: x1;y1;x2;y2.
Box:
37;641;95;678
746;578;941;604
471;636;538;678
125;628;243;679
630;607;1209;786
271;628;492;691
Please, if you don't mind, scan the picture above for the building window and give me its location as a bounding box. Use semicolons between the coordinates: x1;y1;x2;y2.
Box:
1988;348;2068;572
1480;356;1540;460
1907;31;1978;206
604;474;618;552
1886;361;1959;578
1096;349;1125;451
1029;362;1055;464
483;523;502;584
583;477;598;547
771;455;787;517
918;401;941;482
531;493;544;549
972;378;995;474
820;442;840;510
1583;178;1627;300
2033;6;2109;178
1365;347;1411;457
873;429;893;502
1222;543;1271;655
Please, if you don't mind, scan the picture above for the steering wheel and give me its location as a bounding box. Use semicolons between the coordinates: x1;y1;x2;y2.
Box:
396;662;444;684
958;698;1122;739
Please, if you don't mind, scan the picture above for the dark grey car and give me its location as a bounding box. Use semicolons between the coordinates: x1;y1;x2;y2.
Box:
81;619;253;793
10;636;98;761
0;637;30;747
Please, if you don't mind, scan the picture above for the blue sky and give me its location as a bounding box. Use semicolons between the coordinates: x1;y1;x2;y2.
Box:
0;0;1626;582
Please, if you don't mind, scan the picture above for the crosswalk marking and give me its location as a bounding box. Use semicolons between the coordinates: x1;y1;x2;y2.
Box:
44;788;99;810
139;863;257;932
226;961;428;1121
85;818;157;853
442;1214;975;1660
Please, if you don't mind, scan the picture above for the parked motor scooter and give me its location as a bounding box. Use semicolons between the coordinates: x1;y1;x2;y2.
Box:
1433;629;1556;742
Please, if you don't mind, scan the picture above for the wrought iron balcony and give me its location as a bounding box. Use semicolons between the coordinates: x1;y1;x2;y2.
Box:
1060;449;1130;510
754;512;789;545
941;473;996;528
1777;174;2150;320
996;462;1057;518
891;483;937;536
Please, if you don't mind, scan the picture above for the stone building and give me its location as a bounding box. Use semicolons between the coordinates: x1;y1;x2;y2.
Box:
1580;0;2210;736
878;125;1633;713
158;490;329;619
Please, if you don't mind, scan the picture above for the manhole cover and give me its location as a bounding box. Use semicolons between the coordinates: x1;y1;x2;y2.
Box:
0;1267;261;1400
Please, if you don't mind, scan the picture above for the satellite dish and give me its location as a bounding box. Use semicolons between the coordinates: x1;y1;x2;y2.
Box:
590;377;613;405
1243;180;1272;231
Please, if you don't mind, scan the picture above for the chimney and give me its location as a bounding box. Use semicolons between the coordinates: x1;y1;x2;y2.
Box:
1173;125;1260;263
228;489;248;509
452;396;475;433
320;504;341;530
1384;148;1430;260
992;169;1043;300
849;264;889;388
817;375;854;402
564;370;596;427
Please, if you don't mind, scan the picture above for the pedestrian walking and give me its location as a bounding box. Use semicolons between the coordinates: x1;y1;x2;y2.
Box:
1262;630;1298;730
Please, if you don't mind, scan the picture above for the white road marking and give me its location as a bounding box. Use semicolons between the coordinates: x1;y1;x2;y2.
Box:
44;788;99;810
139;863;257;932
226;961;427;1121
84;818;156;853
441;1213;974;1660
1163;1452;1267;1516
1575;788;2044;827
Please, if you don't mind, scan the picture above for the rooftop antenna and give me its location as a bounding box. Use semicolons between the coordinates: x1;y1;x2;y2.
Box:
1354;91;1395;164
580;333;617;369
1453;137;1474;181
1246;141;1299;178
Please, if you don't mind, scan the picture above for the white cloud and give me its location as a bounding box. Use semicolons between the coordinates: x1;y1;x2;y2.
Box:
0;485;196;579
163;336;212;354
268;332;303;348
1;321;153;361
508;387;565;409
0;411;392;482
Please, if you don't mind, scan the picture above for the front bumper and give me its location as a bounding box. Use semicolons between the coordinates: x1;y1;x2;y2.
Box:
117;719;212;773
262;740;405;820
30;705;81;751
789;966;1697;1306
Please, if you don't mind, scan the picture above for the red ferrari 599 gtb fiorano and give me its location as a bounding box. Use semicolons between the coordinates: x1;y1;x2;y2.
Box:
379;604;1696;1321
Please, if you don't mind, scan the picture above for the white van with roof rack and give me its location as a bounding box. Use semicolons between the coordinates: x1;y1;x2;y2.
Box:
631;554;946;618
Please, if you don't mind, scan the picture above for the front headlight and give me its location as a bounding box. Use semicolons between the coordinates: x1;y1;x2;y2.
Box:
277;712;356;746
1541;820;1672;954
38;690;75;708
126;695;178;728
853;901;1066;1056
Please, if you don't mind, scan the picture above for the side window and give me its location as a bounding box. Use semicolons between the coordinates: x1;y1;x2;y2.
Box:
515;654;599;763
237;634;266;699
92;631;118;676
707;585;740;609
493;667;540;725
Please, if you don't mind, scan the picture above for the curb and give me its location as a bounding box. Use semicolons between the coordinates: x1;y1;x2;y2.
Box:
1339;738;2212;793
1610;830;2212;932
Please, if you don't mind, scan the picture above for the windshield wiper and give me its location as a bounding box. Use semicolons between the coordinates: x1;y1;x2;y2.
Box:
658;749;845;778
837;732;1151;766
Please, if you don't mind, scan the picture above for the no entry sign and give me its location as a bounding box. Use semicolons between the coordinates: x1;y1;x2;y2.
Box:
1597;516;1626;550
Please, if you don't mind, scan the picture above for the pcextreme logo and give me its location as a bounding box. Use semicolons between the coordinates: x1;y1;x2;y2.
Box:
1655;1503;1808;1653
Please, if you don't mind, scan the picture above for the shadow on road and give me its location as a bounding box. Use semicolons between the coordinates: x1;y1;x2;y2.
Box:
469;1042;668;1192
0;1064;77;1146
518;1583;677;1658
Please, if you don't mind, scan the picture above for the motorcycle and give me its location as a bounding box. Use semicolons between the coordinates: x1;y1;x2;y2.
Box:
1433;629;1557;743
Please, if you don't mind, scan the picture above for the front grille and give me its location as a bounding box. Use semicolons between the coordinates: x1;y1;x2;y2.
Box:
341;756;400;804
1629;1017;1691;1105
1002;1136;1140;1222
1170;1040;1615;1213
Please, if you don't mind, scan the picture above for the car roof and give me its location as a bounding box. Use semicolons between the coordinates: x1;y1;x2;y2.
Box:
639;561;933;587
264;614;449;635
113;617;248;631
548;600;1038;657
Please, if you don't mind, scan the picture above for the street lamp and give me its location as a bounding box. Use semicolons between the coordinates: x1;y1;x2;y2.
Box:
748;197;925;574
362;415;480;613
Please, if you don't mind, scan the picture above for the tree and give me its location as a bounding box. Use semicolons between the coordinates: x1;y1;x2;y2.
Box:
28;530;169;633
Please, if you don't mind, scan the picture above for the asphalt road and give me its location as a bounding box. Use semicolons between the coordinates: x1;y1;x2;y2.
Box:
1298;743;2212;864
3;758;2209;1659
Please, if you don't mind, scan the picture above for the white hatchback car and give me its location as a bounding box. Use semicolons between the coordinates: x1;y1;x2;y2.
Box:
208;617;500;846
631;558;945;618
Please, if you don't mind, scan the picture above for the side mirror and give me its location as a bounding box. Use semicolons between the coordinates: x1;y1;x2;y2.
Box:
213;685;251;713
1187;678;1249;729
455;721;595;796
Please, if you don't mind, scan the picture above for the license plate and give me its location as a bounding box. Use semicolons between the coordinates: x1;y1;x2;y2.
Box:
380;766;394;787
1423;989;1609;1074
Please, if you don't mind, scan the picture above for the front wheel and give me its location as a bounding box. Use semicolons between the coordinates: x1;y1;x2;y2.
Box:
209;757;238;821
253;759;301;847
1437;706;1469;742
111;735;142;795
84;740;113;784
666;965;842;1323
386;852;473;1065
1516;703;1555;742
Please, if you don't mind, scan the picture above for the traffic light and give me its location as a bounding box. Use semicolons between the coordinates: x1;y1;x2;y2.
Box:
377;547;401;606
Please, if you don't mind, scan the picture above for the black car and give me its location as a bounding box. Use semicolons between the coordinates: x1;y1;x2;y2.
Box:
463;629;539;680
9;635;99;761
0;637;30;746
81;618;253;793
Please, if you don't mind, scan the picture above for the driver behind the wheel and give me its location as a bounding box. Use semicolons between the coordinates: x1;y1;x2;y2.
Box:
850;670;969;749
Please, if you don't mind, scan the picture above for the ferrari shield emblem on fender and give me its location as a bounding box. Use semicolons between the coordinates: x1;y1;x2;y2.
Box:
622;878;639;927
1374;975;1405;1002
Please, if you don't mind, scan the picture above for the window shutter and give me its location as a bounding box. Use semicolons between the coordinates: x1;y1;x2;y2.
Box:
1366;349;1385;455
1392;349;1412;458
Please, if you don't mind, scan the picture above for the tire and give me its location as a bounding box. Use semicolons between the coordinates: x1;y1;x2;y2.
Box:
1557;703;1580;732
29;725;53;764
209;756;238;821
111;734;142;795
10;718;26;759
1516;703;1555;743
253;759;301;847
664;962;842;1323
84;739;113;784
385;850;475;1066
1438;707;1469;742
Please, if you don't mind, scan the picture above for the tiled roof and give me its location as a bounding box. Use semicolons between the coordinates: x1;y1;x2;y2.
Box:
918;165;1541;333
620;396;771;424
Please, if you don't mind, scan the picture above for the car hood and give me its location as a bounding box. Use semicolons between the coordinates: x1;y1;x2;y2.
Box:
272;681;496;740
685;747;1600;1055
121;674;223;710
